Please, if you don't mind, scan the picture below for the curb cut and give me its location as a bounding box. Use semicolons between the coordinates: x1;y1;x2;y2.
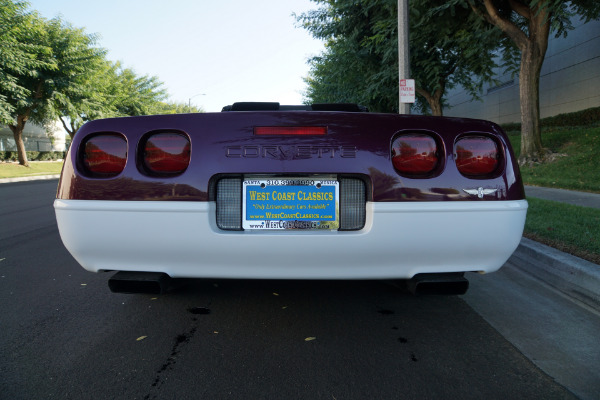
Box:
511;237;600;312
0;175;60;184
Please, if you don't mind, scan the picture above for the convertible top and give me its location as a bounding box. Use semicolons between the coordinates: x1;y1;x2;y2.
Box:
221;102;369;112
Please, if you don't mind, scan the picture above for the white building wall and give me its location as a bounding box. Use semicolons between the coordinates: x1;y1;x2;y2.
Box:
0;120;67;152
444;16;600;123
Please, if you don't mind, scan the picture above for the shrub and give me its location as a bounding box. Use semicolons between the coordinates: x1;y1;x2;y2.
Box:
1;151;65;161
501;106;600;131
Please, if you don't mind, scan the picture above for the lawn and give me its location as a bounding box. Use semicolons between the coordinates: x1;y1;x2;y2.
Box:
524;197;600;264
507;125;600;193
0;161;64;179
505;124;600;263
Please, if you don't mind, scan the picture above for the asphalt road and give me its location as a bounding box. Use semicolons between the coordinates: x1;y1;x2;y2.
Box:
0;180;579;400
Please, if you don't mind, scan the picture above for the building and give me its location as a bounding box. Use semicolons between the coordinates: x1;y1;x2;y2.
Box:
443;16;600;123
0;120;68;153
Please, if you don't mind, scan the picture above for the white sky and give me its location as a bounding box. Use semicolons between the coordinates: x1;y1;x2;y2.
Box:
27;0;325;112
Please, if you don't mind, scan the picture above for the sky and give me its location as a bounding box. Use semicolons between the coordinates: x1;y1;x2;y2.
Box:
27;0;326;112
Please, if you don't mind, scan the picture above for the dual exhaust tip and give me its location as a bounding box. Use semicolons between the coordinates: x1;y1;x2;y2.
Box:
108;271;170;295
406;273;469;296
108;271;469;296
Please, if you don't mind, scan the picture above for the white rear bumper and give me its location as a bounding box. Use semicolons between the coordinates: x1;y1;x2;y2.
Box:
54;199;527;279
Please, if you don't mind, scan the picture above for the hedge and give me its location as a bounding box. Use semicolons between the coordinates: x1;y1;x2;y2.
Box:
501;106;600;132
1;151;66;162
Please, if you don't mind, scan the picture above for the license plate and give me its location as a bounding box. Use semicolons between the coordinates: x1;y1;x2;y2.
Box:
243;177;339;230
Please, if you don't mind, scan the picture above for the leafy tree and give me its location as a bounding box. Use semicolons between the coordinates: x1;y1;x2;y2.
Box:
443;0;600;164
57;61;171;138
1;2;105;166
153;101;203;115
54;58;115;139
111;65;168;117
2;1;171;162
297;0;501;115
1;0;53;165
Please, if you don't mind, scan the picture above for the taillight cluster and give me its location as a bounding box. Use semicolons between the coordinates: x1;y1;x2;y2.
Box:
80;131;191;178
391;132;501;178
391;134;440;176
454;136;500;177
141;132;191;175
82;134;127;177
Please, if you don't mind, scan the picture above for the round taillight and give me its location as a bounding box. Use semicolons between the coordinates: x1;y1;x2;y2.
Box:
82;134;127;177
454;136;500;176
391;134;439;175
142;132;190;175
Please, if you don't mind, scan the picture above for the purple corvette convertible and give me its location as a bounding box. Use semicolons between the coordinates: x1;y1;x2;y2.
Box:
54;102;527;294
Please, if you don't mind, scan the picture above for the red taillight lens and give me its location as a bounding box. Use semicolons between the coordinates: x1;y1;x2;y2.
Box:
455;136;500;176
82;134;127;177
143;132;190;175
391;134;439;175
254;126;327;135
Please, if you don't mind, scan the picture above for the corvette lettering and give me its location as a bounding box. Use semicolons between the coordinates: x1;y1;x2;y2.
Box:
226;145;357;159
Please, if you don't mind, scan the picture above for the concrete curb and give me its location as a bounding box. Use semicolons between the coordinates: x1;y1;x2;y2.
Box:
510;237;600;312
0;175;60;184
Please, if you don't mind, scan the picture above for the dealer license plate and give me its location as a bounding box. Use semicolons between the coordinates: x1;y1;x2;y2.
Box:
243;177;339;230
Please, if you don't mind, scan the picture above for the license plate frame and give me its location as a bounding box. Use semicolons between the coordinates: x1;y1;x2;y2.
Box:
242;176;339;230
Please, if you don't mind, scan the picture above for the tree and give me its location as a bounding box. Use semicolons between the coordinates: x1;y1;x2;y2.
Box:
111;65;168;117
297;0;501;115
1;0;53;165
54;59;115;139
1;3;105;166
153;101;203;115
445;0;600;164
57;61;171;138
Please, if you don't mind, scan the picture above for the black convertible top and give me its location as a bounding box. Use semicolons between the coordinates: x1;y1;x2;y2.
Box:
221;102;368;112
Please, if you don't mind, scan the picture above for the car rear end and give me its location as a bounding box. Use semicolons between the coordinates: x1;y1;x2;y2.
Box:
54;108;527;289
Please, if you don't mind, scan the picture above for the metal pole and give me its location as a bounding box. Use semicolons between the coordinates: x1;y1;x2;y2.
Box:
398;0;410;114
188;93;206;112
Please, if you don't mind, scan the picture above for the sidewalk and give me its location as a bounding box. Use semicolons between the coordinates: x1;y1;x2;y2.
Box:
525;185;600;209
0;174;60;184
515;185;600;312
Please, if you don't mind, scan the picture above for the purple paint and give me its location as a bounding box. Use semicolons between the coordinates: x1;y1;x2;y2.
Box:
57;112;525;202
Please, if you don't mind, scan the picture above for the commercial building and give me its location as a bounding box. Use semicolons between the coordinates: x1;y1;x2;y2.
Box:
0;121;68;153
443;16;600;123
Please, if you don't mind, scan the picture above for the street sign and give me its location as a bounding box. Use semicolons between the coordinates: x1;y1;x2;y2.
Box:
400;79;415;103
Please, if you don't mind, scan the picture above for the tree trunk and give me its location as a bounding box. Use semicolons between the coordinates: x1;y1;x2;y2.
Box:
518;44;546;164
429;98;443;116
59;116;77;139
416;87;444;116
468;0;551;164
9;114;29;167
517;6;550;165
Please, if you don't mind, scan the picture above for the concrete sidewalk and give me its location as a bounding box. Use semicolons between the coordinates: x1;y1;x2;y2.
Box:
525;185;600;209
0;174;60;184
517;185;600;312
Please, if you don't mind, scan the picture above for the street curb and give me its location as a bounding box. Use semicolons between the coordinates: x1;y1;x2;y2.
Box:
0;175;60;184
510;237;600;312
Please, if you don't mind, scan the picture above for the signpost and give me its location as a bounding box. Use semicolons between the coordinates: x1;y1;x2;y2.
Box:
398;0;411;114
399;79;415;104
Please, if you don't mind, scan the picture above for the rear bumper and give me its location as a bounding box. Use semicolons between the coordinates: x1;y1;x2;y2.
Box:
54;199;527;279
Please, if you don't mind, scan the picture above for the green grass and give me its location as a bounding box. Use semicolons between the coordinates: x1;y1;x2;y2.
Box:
507;125;600;262
0;161;64;179
507;125;600;193
524;197;600;264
